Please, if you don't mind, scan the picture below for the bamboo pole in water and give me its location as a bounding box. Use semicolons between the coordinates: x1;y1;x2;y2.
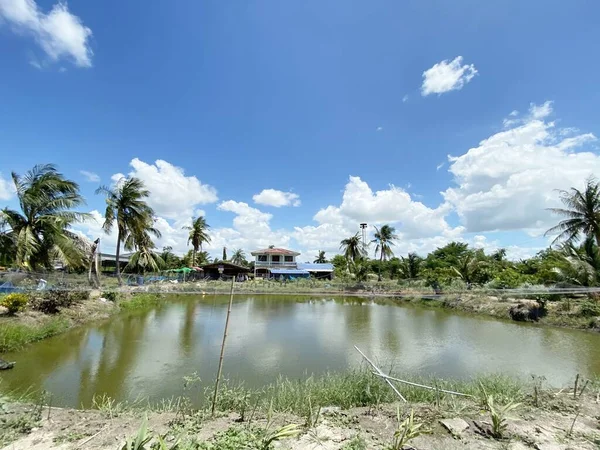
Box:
354;346;407;403
211;276;235;416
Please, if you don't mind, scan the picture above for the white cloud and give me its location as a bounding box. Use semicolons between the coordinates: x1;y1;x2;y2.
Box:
436;162;445;171
376;126;383;132
0;0;93;68
443;104;598;234
421;56;477;96
402;94;409;103
80;170;100;183
0;173;14;200
117;158;218;219
252;189;301;207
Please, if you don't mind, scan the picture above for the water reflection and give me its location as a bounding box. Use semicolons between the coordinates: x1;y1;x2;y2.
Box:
1;295;599;408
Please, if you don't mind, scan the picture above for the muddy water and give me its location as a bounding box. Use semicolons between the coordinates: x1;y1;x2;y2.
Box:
1;295;599;408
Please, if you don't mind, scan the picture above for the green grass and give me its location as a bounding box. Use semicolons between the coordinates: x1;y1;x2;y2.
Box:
118;293;164;312
0;317;70;353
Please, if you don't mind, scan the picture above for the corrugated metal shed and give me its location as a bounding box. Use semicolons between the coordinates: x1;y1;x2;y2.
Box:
297;263;334;272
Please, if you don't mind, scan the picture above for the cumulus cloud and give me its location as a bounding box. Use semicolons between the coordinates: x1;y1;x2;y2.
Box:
80;170;100;183
443;103;598;234
116;158;218;219
421;56;477;96
0;173;14;200
252;189;301;207
0;0;93;68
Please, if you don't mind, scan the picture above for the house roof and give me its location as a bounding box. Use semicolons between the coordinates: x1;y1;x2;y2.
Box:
269;269;310;275
250;247;300;256
199;262;251;272
297;263;334;272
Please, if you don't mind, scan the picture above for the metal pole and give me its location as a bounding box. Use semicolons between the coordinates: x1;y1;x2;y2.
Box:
211;276;235;416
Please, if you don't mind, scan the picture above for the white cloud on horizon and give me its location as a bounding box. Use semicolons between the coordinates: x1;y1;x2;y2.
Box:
80;170;100;183
0;0;93;68
0;173;14;200
253;189;301;208
421;56;477;96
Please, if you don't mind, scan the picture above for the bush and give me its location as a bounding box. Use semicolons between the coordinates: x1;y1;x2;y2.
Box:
0;293;29;315
579;301;600;318
101;291;119;302
29;289;87;314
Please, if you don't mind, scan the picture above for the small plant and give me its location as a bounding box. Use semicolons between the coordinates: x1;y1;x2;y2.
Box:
485;395;520;439
262;424;301;449
579;301;600;317
342;436;367;450
0;293;29;315
388;408;425;450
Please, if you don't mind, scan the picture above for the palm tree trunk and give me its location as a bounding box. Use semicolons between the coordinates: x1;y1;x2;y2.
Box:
116;230;122;286
378;252;383;282
595;230;600;250
192;248;196;267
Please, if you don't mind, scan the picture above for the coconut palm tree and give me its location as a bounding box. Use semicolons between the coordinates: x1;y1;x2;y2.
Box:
125;227;164;274
372;224;398;281
553;237;600;286
0;164;89;270
399;253;422;279
546;177;600;247
182;216;211;267
313;250;327;263
96;177;159;285
231;248;247;266
340;233;365;264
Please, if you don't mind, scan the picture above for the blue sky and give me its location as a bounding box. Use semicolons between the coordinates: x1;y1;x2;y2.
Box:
1;0;600;260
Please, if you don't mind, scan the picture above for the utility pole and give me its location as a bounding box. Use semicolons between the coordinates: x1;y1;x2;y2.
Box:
360;223;367;255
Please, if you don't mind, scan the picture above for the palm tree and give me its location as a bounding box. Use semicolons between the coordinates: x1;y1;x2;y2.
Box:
182;216;211;267
0;164;89;270
372;224;398;281
313;250;327;263
553;237;600;286
340;233;365;264
399;253;422;279
546;177;600;247
231;248;246;266
96;177;159;285
125;228;164;274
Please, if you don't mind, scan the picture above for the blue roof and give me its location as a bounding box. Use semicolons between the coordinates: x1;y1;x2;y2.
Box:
269;269;310;275
297;263;334;272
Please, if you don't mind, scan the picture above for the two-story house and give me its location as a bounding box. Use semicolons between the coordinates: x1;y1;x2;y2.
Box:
251;246;300;278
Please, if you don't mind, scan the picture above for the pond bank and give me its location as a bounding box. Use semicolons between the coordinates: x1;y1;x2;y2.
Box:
1;372;599;449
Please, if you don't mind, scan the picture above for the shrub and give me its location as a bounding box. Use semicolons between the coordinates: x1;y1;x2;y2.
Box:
0;293;29;315
29;290;86;314
579;301;600;318
102;291;119;302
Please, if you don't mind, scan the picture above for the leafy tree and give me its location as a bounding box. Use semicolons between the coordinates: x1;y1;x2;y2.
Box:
546;177;600;247
372;224;398;281
222;246;227;261
424;242;469;270
553;237;600;286
96;177;159;285
0;164;89;270
182;216;211;267
125;228;164;273
160;246;181;269
313;250;327;263
340;232;365;265
231;248;247;266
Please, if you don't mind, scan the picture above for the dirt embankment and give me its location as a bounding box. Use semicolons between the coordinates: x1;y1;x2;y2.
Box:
2;388;599;450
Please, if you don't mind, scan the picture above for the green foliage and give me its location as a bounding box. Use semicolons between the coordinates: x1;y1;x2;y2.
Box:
182;216;211;267
120;417;152;450
388;409;425;450
29;289;87;314
102;291;119;302
0;293;29;315
0;317;69;352
313;250;328;263
484;395;521;439
340;233;366;263
119;294;163;312
579;301;600;317
0;164;89;270
341;436;367;450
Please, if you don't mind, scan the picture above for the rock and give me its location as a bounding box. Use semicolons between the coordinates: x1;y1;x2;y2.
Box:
0;358;15;370
508;443;530;450
320;406;341;416
440;418;470;435
534;443;565;450
509;301;546;322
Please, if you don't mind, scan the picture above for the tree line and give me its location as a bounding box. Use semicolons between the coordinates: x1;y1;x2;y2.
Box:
1;164;600;289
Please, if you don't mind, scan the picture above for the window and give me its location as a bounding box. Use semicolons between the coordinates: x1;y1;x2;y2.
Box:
271;255;281;262
258;255;267;262
284;256;294;262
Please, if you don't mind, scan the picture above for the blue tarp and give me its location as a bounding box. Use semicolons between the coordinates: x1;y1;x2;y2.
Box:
297;263;334;272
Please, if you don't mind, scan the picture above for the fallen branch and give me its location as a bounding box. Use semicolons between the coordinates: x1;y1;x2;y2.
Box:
354;346;406;403
371;372;473;398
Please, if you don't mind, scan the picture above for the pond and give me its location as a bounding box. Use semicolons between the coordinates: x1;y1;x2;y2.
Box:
1;295;599;408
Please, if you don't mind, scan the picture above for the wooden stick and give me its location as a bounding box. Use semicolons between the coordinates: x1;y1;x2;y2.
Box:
574;373;580;400
578;380;589;398
211;276;235;416
354;346;406;403
372;372;473;398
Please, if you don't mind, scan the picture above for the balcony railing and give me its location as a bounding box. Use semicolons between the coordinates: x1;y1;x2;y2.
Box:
255;261;296;267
